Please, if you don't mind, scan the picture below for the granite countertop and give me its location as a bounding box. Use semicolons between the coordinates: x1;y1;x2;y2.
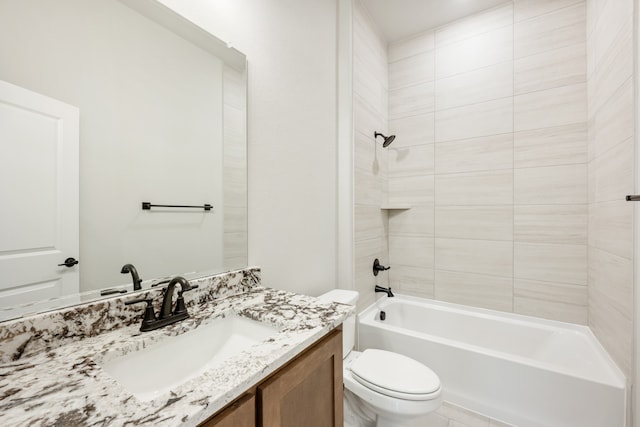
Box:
0;270;352;426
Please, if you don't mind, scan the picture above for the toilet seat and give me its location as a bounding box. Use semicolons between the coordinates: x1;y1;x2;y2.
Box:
350;349;440;401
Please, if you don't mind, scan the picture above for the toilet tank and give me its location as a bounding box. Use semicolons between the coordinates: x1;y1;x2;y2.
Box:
317;289;358;358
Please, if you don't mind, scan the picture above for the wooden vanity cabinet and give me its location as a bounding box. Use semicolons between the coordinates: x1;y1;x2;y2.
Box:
258;327;343;426
200;393;255;427
199;327;343;427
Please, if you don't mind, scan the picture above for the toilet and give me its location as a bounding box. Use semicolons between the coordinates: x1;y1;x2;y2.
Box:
318;290;442;427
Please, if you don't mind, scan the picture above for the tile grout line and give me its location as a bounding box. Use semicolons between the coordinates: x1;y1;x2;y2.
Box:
512;1;516;314
433;33;438;301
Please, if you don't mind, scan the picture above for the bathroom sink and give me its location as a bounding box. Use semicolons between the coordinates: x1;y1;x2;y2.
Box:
96;314;279;401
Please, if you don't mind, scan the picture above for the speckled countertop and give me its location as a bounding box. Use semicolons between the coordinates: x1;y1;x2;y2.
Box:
0;268;352;426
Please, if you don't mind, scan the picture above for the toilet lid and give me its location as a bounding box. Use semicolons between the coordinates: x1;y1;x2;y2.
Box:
350;349;440;400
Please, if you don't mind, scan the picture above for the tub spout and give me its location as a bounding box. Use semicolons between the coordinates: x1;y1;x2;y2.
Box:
375;285;394;297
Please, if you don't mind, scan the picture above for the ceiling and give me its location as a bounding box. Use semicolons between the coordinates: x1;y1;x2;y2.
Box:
360;0;509;42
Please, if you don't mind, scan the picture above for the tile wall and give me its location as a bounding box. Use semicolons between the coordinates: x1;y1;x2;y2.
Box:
353;0;389;311
353;0;634;379
223;66;248;270
384;1;589;323
586;0;634;378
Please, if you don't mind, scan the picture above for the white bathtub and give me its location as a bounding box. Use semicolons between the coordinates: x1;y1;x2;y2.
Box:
358;294;626;427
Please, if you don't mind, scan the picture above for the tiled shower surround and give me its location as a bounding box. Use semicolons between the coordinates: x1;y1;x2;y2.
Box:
353;0;634;379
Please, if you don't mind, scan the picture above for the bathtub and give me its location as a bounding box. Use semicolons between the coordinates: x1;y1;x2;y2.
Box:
358;294;626;427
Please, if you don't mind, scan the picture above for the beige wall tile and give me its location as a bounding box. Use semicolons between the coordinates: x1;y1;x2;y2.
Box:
389;51;434;90
354;4;387;76
587;55;597;118
389;144;434;177
389;113;435;148
591;138;633;203
589;287;633;376
514;2;586;59
514;123;587;168
586;0;608;37
224;206;247;233
514;42;586;95
355;205;386;242
389;264;435;298
514;204;587;244
435;3;513;48
388;174;434;205
436;170;513;206
389;206;434;237
355;236;384;310
435;133;513;174
514;164;587;205
514;279;587;324
355;167;384;206
435;61;513;111
593;25;632;104
586;30;596;78
435;270;513;312
354;94;385;137
436;205;513;241
514;83;586;132
436;26;513;79
435;97;513;143
354;57;386;112
589;200;633;259
514;0;585;22
388;30;435;63
355;131;381;173
592;1;633;69
591;79;633;160
589;247;633;318
435;238;513;277
389;235;434;268
515;242;587;285
389;81;435;120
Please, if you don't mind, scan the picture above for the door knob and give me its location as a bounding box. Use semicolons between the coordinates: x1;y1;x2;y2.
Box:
58;257;79;268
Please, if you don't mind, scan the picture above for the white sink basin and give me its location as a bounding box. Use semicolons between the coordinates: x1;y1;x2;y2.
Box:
96;314;279;401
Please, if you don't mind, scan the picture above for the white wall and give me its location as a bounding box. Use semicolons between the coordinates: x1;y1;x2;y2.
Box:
159;0;339;295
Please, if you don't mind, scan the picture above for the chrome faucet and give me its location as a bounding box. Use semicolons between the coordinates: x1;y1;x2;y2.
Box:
121;264;142;291
375;285;394;297
125;276;198;332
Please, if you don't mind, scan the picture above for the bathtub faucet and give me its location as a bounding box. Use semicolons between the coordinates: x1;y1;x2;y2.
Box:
375;285;394;297
373;258;391;276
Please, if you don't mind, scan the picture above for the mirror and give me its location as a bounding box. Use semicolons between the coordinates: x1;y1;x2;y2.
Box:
0;0;247;320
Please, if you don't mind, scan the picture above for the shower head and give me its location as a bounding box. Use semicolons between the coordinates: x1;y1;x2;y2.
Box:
374;132;396;147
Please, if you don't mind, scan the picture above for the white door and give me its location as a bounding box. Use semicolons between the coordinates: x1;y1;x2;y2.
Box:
0;80;79;310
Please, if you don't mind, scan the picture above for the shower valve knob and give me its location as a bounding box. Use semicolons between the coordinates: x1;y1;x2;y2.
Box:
373;258;390;276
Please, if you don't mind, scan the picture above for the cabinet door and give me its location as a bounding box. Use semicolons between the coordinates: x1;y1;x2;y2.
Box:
258;328;343;427
200;393;255;427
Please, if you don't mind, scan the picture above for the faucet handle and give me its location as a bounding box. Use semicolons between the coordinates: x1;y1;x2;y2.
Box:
151;278;171;287
174;284;198;315
125;297;157;324
182;283;199;293
373;258;391;276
